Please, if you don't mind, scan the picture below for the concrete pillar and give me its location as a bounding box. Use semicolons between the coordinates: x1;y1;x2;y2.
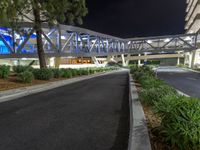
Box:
125;54;130;66
188;52;193;68
144;52;147;65
49;57;55;68
191;50;197;69
191;49;200;69
121;54;126;67
55;57;61;68
138;54;141;66
177;52;180;66
92;56;100;66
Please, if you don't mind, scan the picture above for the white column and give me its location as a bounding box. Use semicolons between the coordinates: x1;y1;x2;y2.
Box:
49;57;55;68
92;56;100;66
144;52;147;65
177;52;180;66
191;50;197;69
138;54;141;66
121;54;126;67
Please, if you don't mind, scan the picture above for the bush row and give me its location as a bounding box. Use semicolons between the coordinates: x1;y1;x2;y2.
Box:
0;65;117;83
0;65;10;79
130;65;200;150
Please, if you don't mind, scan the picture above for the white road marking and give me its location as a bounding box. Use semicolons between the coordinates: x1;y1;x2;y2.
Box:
186;77;197;81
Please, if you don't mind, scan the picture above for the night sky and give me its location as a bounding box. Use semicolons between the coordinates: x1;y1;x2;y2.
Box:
81;0;186;38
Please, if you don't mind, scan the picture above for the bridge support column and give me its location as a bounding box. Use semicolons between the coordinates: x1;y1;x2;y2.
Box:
92;56;100;66
55;57;61;68
121;54;126;67
177;52;181;66
144;52;147;65
191;49;200;69
138;54;141;66
125;54;130;66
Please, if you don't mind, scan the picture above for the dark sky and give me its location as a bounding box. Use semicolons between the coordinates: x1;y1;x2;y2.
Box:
80;0;186;38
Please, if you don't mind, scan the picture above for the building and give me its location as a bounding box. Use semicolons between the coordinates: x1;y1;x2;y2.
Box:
185;0;200;33
184;0;200;68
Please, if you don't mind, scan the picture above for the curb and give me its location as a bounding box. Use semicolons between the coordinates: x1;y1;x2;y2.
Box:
0;70;124;103
128;74;152;150
181;67;200;73
176;89;190;97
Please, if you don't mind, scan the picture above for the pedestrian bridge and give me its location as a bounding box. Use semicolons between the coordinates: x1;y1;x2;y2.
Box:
0;22;199;58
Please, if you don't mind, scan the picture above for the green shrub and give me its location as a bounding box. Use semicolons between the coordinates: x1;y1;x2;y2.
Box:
139;85;177;105
13;65;33;73
80;69;89;75
89;68;95;74
130;65;138;74
131;65;156;81
153;95;200;150
0;65;10;79
61;69;72;78
33;68;53;80
70;69;77;77
139;76;164;89
18;71;34;83
51;69;63;78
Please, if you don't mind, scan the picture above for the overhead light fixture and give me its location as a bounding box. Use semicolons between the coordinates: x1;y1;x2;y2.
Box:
147;40;152;44
164;38;170;43
61;36;66;40
184;37;192;41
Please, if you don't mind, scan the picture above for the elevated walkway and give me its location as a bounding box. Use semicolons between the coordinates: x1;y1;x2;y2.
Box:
0;22;199;58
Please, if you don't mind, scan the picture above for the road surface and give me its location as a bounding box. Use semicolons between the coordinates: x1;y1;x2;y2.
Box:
157;66;200;98
0;71;130;150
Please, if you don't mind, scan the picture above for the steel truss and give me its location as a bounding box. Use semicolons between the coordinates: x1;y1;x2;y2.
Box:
0;22;199;58
0;22;126;58
126;34;199;54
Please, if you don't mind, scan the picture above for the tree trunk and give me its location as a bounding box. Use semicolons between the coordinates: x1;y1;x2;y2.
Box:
33;7;47;68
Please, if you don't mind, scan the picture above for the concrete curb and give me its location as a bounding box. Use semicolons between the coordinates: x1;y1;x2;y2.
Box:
182;67;200;73
128;74;152;150
176;89;190;97
0;70;123;103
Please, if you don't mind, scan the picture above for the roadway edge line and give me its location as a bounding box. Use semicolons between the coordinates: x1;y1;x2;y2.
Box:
128;73;152;150
0;69;125;103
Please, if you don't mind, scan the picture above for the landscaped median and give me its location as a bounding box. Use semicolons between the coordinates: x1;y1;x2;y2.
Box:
0;65;120;103
129;65;200;150
0;65;117;91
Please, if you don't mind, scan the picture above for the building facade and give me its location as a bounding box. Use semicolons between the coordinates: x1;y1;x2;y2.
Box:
184;0;200;68
185;0;200;33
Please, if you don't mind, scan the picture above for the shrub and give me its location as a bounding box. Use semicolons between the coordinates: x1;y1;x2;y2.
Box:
80;69;89;75
51;69;63;78
89;68;95;74
131;65;156;81
61;69;72;78
33;68;53;80
130;65;138;74
153;95;200;150
70;69;77;77
139;76;164;89
13;65;33;73
18;71;34;83
0;65;10;79
139;85;177;105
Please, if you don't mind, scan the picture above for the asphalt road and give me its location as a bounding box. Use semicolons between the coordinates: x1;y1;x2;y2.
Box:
0;71;130;150
157;66;200;98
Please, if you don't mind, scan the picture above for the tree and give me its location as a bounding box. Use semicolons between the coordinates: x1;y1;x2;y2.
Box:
0;0;88;68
